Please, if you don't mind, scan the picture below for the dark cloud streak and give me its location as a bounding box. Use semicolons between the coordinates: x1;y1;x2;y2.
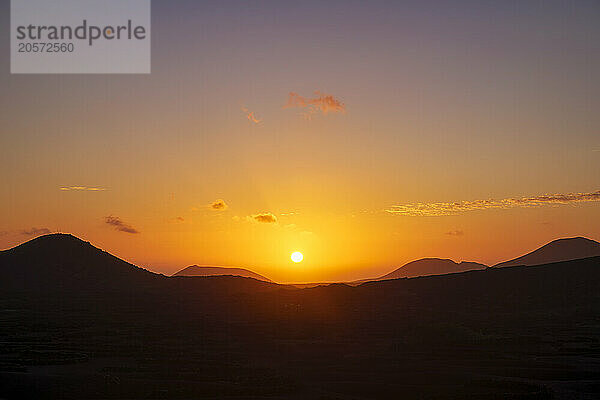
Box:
21;227;51;236
105;216;140;234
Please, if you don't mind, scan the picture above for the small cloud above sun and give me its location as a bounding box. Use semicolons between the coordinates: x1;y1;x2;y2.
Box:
211;199;228;210
291;251;303;263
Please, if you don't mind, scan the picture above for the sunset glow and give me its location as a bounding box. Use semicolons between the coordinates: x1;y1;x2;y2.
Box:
1;1;599;285
3;2;600;398
291;252;304;263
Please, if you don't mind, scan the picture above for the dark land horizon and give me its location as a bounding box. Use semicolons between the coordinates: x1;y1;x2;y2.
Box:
1;233;600;399
5;232;600;285
2;1;600;398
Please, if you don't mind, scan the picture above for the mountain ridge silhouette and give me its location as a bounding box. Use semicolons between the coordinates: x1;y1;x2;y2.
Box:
2;233;600;399
378;258;488;280
493;236;600;268
0;233;278;294
173;265;273;282
2;234;599;290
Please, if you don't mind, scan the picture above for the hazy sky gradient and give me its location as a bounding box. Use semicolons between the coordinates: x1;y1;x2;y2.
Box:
1;0;599;282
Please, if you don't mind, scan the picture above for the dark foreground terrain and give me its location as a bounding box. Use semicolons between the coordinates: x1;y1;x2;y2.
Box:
1;234;600;399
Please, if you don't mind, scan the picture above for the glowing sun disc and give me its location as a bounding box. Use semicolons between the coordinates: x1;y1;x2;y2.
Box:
291;251;303;263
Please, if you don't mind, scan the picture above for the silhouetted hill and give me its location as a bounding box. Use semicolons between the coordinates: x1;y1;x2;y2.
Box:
0;233;163;292
173;265;272;282
2;235;600;399
358;258;487;283
493;237;600;268
0;234;277;295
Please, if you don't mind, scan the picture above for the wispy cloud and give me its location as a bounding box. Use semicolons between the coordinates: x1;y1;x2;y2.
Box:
104;216;139;234
60;186;106;191
284;91;345;119
211;199;228;211
386;190;600;216
191;199;229;212
21;227;51;236
445;230;464;236
248;212;278;224
241;106;262;124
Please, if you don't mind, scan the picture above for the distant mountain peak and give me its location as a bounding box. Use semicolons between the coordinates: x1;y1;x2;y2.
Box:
376;258;487;280
0;233;160;292
494;236;600;268
20;232;81;243
548;236;597;244
173;265;273;283
8;233;95;255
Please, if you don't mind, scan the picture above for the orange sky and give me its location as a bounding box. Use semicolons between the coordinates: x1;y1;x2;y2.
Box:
1;1;599;283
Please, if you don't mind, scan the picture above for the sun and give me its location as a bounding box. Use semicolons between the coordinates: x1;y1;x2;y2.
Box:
291;251;303;263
